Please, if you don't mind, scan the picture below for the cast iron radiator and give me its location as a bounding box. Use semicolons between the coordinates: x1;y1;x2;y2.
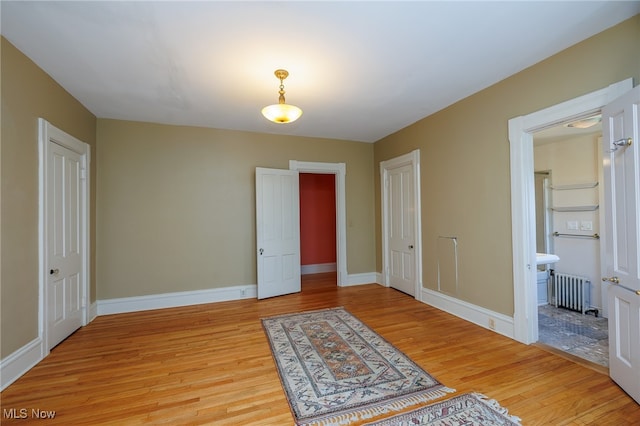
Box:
553;271;598;316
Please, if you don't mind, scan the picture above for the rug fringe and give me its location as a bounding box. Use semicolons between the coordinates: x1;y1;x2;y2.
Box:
471;392;522;425
298;387;456;426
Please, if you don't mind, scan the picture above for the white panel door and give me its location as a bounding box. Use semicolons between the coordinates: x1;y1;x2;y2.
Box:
609;286;640;403
256;168;301;299
47;141;83;349
602;85;640;404
387;164;416;296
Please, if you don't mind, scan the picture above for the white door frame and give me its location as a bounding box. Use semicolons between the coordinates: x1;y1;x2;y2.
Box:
508;79;632;344
38;119;91;356
289;160;347;286
380;149;422;299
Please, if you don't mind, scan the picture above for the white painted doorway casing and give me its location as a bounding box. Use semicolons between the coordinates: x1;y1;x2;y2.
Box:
38;119;91;354
508;78;632;345
602;85;640;404
289;161;347;287
381;150;422;299
255;167;301;299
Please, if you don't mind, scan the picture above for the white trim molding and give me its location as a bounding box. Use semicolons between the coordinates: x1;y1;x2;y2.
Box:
289;160;348;287
97;285;257;316
422;288;515;339
343;272;378;287
0;338;43;391
301;263;337;275
88;302;98;323
508;78;632;344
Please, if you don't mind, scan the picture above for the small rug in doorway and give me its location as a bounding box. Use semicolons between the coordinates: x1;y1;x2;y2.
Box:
363;392;522;426
261;307;454;426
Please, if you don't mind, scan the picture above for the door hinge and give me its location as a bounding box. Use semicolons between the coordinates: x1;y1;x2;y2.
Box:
80;168;87;180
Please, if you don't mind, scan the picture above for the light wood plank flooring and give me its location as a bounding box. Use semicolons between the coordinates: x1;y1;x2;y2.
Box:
2;273;638;424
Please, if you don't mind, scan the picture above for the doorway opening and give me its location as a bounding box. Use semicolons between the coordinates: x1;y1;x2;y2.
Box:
300;173;337;279
289;161;347;286
508;78;632;345
532;119;609;367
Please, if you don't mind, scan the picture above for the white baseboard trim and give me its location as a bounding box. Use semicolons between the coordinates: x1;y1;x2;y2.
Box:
375;272;384;285
0;337;43;391
88;301;98;324
421;288;515;339
301;262;337;275
98;272;380;315
342;272;377;287
97;284;257;316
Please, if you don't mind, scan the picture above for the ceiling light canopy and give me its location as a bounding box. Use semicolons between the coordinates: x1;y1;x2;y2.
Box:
565;114;602;129
261;69;302;124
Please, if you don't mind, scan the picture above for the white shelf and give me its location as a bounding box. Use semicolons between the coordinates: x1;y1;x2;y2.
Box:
551;205;599;212
550;182;598;190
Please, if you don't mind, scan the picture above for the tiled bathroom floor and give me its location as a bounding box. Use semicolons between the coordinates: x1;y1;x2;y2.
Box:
538;304;609;367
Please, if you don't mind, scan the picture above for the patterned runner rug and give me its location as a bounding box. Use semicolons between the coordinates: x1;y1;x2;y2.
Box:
262;307;454;426
363;393;522;426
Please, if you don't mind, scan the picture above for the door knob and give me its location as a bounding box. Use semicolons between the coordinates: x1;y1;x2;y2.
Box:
602;276;620;284
50;268;59;275
259;248;264;255
409;245;414;249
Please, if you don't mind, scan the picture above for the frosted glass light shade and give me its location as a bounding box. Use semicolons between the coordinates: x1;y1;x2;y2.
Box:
261;103;303;124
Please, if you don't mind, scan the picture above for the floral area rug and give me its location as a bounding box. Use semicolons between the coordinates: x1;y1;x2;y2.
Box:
363;393;522;426
261;307;454;426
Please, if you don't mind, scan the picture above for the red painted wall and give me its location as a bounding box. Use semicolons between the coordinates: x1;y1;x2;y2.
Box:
299;173;336;265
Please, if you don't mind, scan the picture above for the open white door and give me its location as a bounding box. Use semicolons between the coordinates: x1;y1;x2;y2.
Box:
602;85;640;404
256;167;301;299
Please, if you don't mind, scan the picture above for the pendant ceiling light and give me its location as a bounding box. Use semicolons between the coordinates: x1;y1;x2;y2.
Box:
261;69;302;124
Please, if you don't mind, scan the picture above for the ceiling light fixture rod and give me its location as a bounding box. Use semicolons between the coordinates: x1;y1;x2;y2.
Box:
262;69;302;124
276;69;288;104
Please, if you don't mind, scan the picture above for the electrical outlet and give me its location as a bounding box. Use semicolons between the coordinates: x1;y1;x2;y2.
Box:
488;318;496;330
580;221;593;231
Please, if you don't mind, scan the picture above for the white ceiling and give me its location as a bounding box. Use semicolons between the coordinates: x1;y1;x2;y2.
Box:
2;1;639;143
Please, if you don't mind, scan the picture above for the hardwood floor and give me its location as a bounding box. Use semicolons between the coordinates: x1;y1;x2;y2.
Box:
2;273;639;425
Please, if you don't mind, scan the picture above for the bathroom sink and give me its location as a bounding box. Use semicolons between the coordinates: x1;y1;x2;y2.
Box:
536;253;560;265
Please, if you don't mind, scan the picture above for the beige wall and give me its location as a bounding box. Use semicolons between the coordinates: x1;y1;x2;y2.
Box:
374;15;640;316
96;120;375;299
1;37;97;358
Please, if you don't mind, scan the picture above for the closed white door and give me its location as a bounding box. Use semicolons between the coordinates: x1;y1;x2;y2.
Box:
602;85;640;404
256;168;301;299
386;164;416;296
47;141;83;349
